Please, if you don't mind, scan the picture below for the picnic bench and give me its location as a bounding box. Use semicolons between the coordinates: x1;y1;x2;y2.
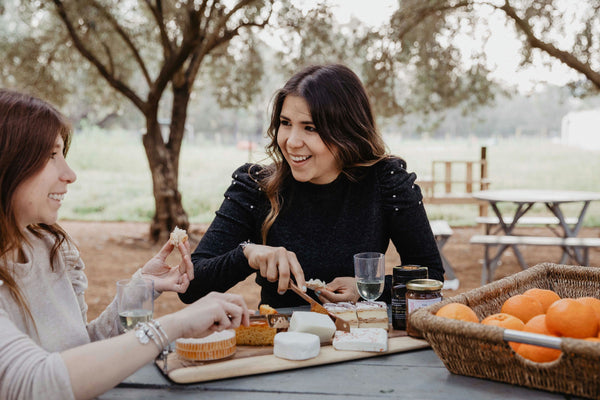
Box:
470;234;600;284
475;216;578;235
470;189;600;284
429;220;458;289
419;146;490;217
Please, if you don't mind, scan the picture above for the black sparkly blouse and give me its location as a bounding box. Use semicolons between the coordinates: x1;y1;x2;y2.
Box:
179;157;444;307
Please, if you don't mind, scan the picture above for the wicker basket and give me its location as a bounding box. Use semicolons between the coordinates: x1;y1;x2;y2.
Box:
410;263;600;399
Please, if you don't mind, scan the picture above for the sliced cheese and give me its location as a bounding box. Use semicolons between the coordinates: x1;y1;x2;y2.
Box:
288;311;336;343
273;332;320;360
332;328;388;352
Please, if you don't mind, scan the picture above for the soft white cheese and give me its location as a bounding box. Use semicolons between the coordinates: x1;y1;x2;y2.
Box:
288;311;336;343
273;332;320;360
332;328;388;352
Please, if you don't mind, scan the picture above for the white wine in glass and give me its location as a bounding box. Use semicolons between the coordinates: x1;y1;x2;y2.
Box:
116;278;154;332
118;309;153;332
354;252;385;302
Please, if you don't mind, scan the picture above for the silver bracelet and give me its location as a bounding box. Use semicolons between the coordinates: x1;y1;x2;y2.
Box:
240;240;252;251
134;322;163;353
146;320;172;372
148;320;171;353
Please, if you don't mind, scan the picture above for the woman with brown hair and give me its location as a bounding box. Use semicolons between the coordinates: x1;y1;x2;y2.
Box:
0;89;249;400
180;64;444;308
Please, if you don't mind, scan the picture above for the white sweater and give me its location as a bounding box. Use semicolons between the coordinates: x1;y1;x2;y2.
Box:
0;230;121;400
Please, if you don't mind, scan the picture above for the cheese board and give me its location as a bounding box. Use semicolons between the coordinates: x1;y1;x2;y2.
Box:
156;328;429;384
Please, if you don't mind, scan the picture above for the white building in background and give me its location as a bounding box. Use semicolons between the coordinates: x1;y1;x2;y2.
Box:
561;109;600;151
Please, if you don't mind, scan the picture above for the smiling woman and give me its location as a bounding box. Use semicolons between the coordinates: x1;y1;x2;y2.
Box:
0;89;251;400
179;63;444;310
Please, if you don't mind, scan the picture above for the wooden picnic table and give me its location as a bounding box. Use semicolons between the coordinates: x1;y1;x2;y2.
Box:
471;189;600;283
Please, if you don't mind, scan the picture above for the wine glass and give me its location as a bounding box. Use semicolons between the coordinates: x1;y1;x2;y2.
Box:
353;252;385;302
117;278;154;332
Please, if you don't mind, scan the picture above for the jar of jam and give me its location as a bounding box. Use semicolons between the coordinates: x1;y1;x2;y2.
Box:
405;279;443;338
391;265;428;330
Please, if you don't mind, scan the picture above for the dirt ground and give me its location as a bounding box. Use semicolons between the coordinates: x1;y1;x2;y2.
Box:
58;221;600;321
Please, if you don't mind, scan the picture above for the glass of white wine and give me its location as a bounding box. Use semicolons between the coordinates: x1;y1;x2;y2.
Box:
117;278;154;332
354;252;385;303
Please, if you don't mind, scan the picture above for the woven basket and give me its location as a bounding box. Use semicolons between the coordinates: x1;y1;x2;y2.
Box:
410;263;600;399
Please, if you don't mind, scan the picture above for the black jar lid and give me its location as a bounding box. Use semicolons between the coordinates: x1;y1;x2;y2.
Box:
393;265;428;280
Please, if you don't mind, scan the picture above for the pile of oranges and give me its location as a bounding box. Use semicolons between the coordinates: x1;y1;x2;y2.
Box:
435;288;600;363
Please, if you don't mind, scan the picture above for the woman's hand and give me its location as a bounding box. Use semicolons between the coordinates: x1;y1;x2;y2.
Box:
315;276;360;303
140;240;194;294
174;292;250;338
242;244;306;294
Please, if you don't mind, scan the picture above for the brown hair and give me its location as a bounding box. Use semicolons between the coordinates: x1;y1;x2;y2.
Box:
0;89;73;319
260;64;388;243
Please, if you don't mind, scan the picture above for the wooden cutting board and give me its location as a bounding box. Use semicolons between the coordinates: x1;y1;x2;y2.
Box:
156;330;429;384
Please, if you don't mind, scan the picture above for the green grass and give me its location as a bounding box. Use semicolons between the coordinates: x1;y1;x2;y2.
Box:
61;130;600;226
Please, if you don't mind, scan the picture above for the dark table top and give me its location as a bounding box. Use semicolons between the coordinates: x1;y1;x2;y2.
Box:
99;347;579;400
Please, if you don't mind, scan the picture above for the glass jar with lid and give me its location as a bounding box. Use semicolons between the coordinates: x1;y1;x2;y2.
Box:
405;279;443;338
391;265;428;330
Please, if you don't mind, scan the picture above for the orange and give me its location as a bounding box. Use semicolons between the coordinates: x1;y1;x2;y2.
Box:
523;288;560;312
481;313;525;330
515;314;562;362
516;343;561;363
522;314;553;335
575;297;600;325
501;294;544;323
435;303;479;323
546;298;598;338
481;313;525;351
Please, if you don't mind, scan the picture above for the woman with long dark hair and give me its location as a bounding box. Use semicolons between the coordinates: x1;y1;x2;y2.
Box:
0;89;249;400
180;64;443;308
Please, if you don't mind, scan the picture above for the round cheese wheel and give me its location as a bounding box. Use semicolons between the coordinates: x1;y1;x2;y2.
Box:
273;332;320;360
175;330;236;361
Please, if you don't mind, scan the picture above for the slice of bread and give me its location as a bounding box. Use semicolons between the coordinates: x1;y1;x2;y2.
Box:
235;320;277;346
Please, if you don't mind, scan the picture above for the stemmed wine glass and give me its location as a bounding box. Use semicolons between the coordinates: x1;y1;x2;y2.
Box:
353;252;385;302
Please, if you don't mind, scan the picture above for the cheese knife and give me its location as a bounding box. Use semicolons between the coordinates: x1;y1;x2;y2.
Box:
288;282;351;332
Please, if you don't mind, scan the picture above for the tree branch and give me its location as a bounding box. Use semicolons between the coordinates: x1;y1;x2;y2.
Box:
186;1;273;85
51;0;146;111
501;0;600;89
392;1;472;39
90;0;152;86
142;0;173;59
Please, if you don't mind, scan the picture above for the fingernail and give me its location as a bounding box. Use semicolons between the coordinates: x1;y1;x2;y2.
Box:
278;290;285;295
301;285;307;292
315;290;321;296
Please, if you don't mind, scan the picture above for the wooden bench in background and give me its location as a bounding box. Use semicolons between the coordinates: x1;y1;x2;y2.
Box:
419;146;490;217
429;220;459;290
475;216;579;235
470;234;600;284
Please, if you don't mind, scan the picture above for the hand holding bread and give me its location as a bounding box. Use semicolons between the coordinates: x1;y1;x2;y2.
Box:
313;276;360;304
140;227;194;293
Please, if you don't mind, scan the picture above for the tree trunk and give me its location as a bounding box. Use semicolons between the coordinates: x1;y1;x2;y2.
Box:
142;113;189;242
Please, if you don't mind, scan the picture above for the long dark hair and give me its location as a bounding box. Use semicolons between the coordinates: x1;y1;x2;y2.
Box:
0;89;73;320
260;64;388;243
